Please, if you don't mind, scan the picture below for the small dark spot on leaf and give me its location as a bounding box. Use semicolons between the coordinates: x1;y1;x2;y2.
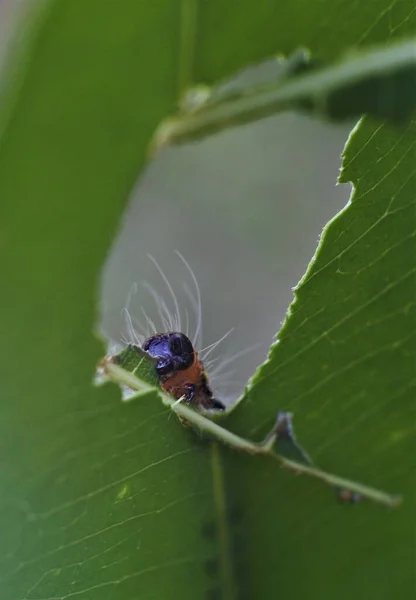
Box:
228;504;244;525
201;520;216;540
232;532;246;559
205;588;222;600
337;488;361;504
237;586;253;600
204;558;219;578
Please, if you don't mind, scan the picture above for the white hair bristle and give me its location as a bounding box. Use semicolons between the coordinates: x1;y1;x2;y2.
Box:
107;252;260;404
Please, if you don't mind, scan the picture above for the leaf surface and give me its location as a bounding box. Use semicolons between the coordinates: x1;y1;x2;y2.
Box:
155;40;416;147
0;1;414;600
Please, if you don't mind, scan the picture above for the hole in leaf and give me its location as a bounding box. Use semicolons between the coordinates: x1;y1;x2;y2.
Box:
101;105;352;404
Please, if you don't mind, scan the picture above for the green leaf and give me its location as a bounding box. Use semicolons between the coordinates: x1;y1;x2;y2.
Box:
223;37;416;600
0;2;415;600
108;345;159;388
103;347;400;508
225;119;416;599
154;40;416;148
0;3;213;599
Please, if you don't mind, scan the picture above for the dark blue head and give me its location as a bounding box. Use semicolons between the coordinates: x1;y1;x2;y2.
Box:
142;332;195;377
